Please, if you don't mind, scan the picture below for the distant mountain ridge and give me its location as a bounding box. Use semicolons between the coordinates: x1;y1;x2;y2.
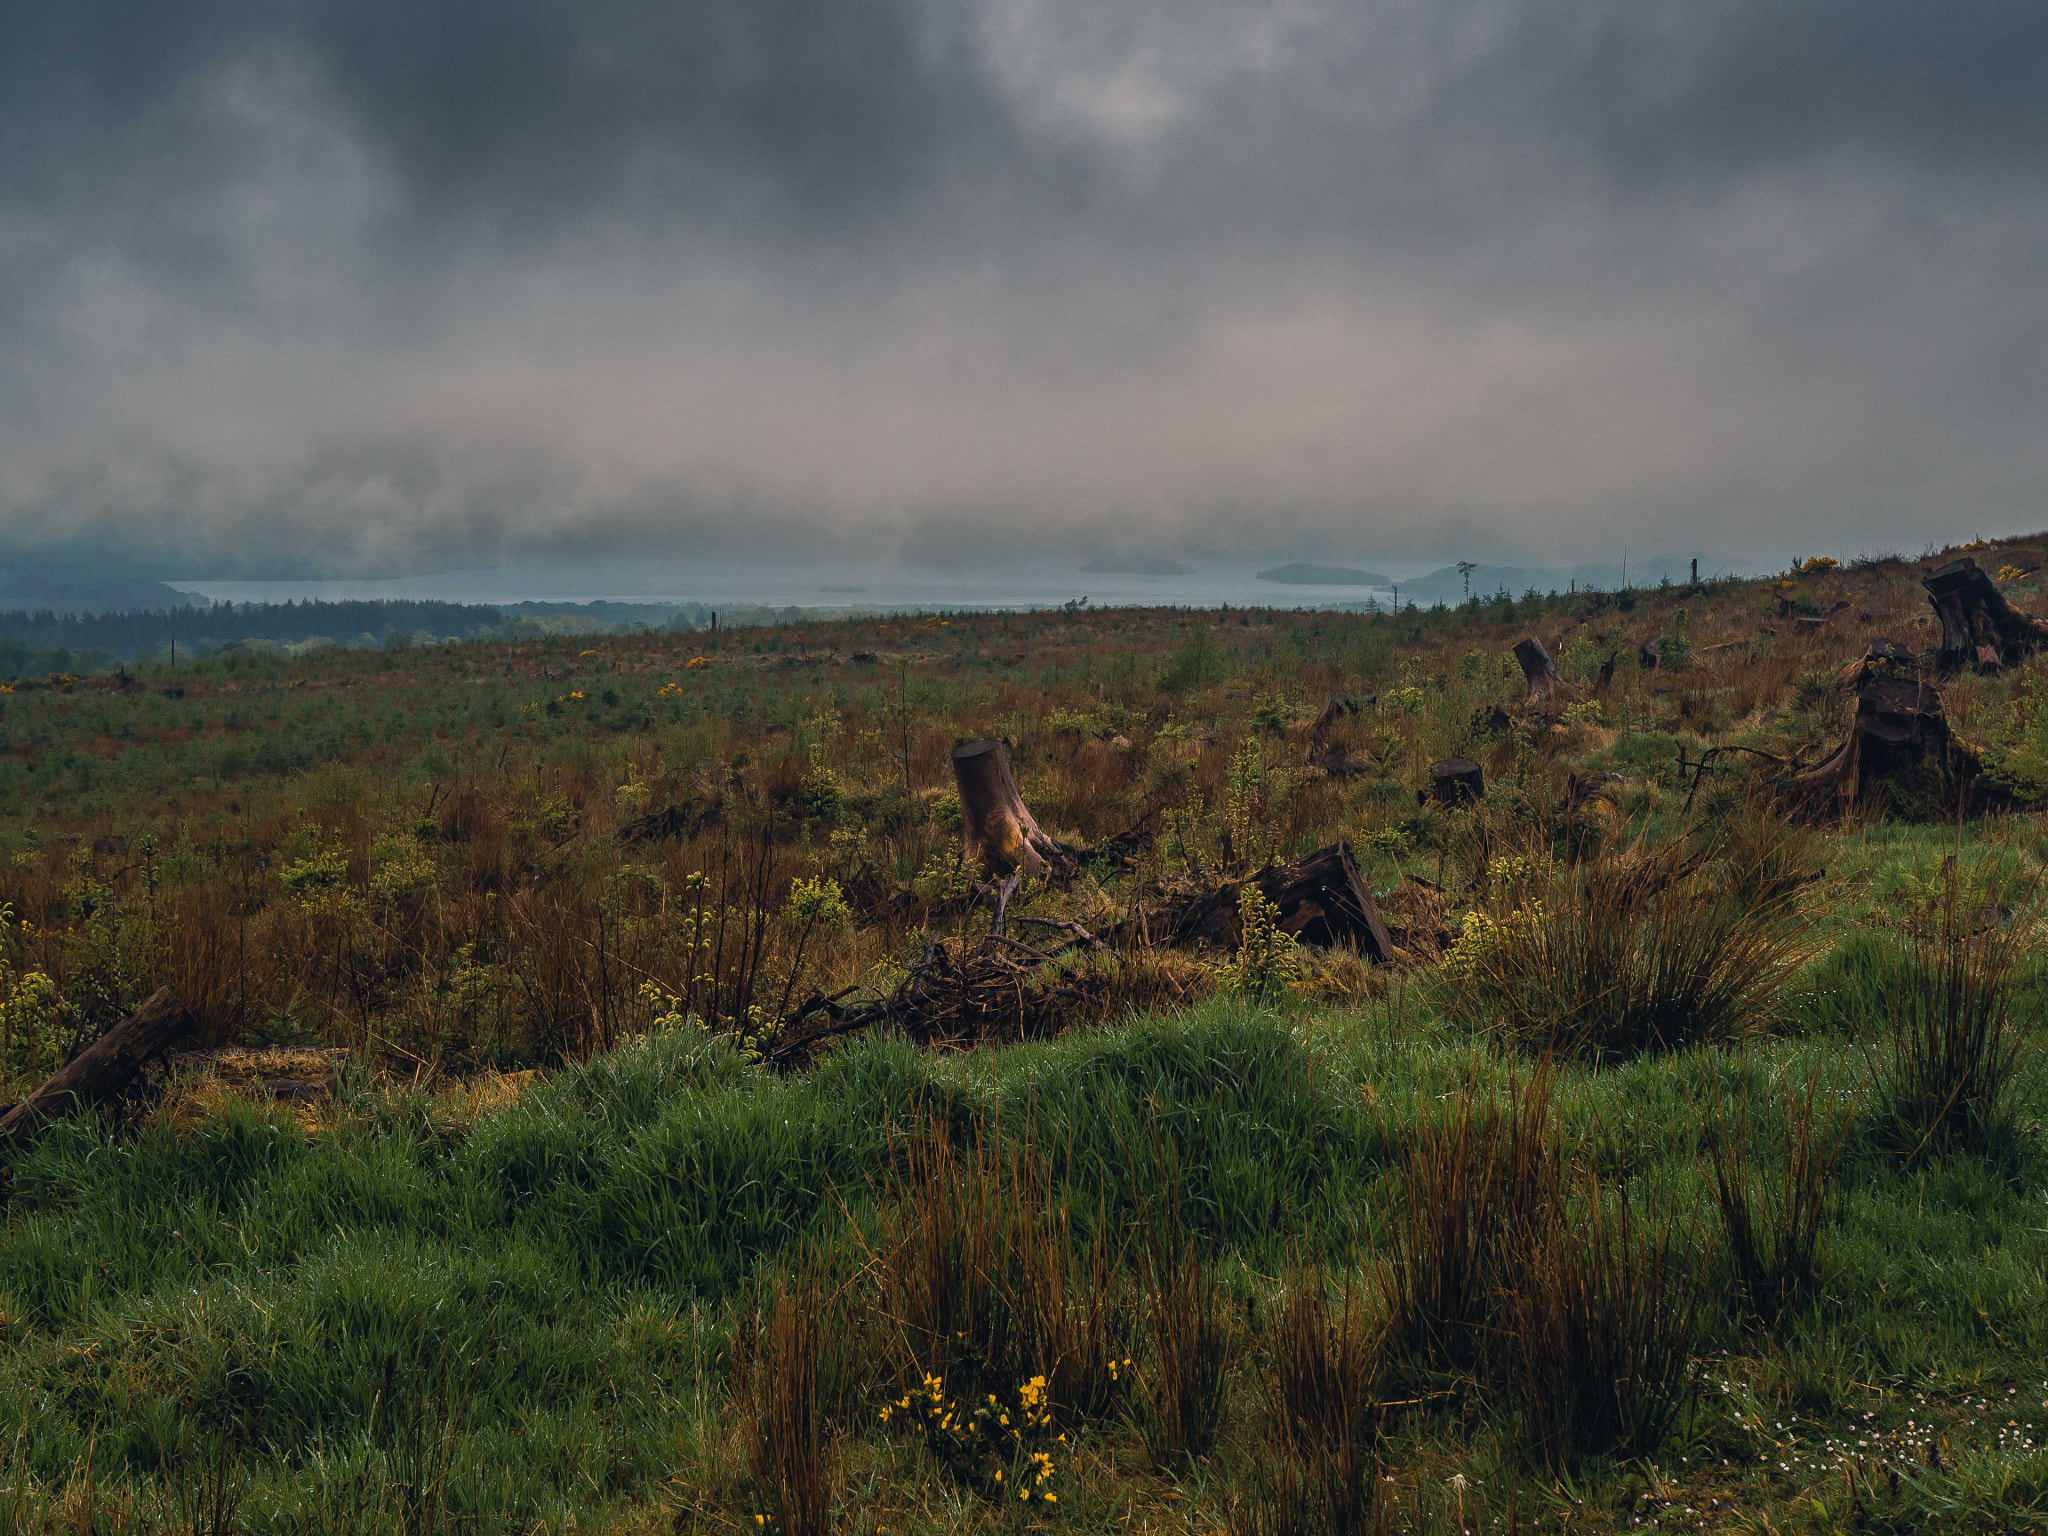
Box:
0;569;198;613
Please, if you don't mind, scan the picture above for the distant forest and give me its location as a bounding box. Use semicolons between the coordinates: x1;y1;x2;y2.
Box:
0;599;505;658
0;596;863;679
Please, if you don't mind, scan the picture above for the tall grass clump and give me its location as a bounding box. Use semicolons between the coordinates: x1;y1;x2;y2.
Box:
1135;1146;1234;1469
732;1276;833;1536
865;1113;1129;1423
1870;859;2027;1162
1379;1069;1704;1469
1706;1065;1854;1327
1506;1179;1701;1471
1264;1266;1385;1535
1446;843;1808;1061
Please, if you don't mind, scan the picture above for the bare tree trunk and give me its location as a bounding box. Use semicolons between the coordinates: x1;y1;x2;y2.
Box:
1514;636;1571;708
0;988;193;1143
950;740;1062;877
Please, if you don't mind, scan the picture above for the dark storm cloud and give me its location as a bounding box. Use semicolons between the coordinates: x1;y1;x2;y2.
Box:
2;0;2045;573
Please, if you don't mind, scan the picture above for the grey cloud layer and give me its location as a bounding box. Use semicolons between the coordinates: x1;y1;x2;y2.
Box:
4;0;2045;571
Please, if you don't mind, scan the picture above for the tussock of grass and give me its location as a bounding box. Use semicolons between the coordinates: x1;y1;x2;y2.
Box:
1447;842;1811;1061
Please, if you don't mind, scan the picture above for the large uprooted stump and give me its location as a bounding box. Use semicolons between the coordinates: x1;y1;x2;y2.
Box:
0;988;193;1143
1924;558;2048;675
1514;636;1571;708
1164;842;1396;962
1790;676;1989;815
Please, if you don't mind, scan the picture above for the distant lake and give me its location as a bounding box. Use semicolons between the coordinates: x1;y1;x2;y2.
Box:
174;558;1411;614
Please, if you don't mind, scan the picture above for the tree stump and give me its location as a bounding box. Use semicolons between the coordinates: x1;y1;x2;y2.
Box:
1923;558;2048;675
950;740;1062;877
1790;676;1980;814
1514;636;1571;708
1428;758;1485;807
0;988;194;1143
1639;637;1663;669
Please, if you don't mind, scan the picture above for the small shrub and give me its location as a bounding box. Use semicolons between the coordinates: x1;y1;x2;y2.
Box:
368;833;438;907
1221;883;1298;999
279;848;350;904
1161;626;1226;692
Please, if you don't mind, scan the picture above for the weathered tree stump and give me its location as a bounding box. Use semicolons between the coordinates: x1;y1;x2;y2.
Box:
1791;676;1984;814
1514;636;1571;708
1428;758;1485;807
1923;558;2048;675
1165;842;1397;962
0;988;194;1143
950;740;1062;877
1639;637;1663;669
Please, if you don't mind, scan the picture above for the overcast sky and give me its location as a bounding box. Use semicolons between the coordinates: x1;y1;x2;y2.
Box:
4;0;2045;575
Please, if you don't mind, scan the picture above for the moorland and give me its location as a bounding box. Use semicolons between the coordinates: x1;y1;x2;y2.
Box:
5;536;2048;1532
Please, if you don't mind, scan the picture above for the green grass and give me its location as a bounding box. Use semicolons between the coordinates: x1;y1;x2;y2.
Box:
3;986;2048;1531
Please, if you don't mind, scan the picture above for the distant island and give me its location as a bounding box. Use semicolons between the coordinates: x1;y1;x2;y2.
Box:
1256;562;1390;587
1080;554;1193;576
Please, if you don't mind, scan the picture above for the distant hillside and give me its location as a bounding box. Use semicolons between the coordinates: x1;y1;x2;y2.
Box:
0;569;197;613
1257;562;1391;587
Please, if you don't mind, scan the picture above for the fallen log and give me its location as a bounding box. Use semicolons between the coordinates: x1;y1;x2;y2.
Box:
1163;842;1397;962
1923;557;2048;675
1514;636;1571;708
0;988;194;1143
